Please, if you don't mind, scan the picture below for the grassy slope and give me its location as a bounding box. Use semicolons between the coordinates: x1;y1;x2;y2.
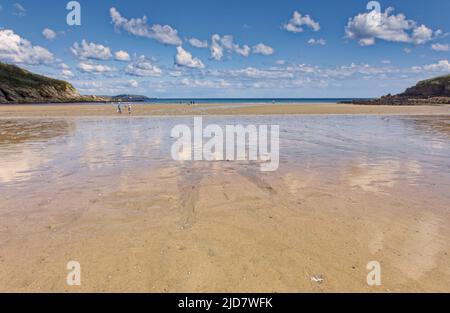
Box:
0;62;76;92
418;74;450;86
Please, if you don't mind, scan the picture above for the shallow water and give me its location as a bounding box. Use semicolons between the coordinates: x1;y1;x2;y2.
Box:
1;115;449;193
0;115;449;292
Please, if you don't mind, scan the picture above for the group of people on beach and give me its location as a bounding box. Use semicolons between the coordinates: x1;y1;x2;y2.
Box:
117;103;132;115
180;100;196;105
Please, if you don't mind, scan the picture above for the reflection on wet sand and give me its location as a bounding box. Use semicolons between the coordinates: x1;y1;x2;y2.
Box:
0;116;449;292
0;119;72;145
408;115;450;137
347;159;423;193
0;119;72;183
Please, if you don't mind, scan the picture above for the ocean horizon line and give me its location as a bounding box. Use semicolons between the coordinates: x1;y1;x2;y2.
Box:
121;97;374;104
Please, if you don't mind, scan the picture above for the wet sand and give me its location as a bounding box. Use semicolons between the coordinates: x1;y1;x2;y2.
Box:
0;115;449;292
0;102;449;117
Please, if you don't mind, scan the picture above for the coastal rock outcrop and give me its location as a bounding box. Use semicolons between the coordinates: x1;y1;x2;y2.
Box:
0;62;107;104
349;74;450;105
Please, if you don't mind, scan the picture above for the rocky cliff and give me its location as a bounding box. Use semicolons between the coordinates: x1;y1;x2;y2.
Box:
349;74;450;105
401;75;450;98
0;62;106;104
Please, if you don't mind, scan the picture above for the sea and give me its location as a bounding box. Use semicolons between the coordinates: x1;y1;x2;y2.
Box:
145;98;361;104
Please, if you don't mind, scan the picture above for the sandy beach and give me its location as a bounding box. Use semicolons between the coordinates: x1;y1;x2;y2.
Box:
2;0;450;297
0;102;449;117
0;113;449;292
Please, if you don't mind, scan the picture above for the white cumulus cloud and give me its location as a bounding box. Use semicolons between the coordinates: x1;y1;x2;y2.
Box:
128;80;139;88
422;59;450;72
283;11;320;33
411;24;434;44
125;56;162;77
175;46;205;69
211;34;224;60
0;29;54;65
42;28;56;40
252;43;275;55
110;7;182;46
308;38;326;46
210;34;251;60
115;50;131;61
71;40;112;60
345;7;438;46
77;61;116;74
220;35;250;56
188;38;208;48
61;69;74;77
431;43;449;52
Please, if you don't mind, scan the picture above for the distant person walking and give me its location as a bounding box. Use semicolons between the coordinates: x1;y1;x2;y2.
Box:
127;104;132;115
117;103;122;114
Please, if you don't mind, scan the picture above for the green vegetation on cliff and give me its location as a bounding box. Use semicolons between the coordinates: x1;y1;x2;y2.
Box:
0;62;104;104
350;74;450;105
401;74;450;98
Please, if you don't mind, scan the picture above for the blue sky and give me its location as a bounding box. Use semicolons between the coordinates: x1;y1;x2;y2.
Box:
0;0;449;97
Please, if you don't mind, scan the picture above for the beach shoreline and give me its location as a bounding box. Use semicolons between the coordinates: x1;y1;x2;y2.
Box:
0;103;450;117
